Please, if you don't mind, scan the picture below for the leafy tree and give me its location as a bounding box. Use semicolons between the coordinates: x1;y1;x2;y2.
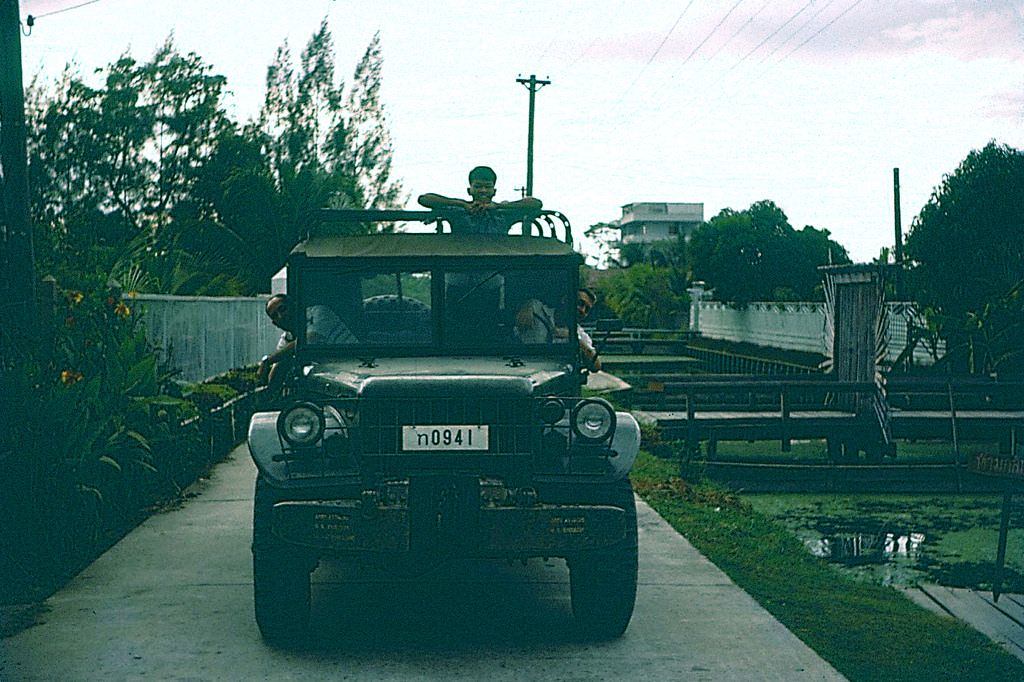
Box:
905;141;1024;319
583;222;624;268
26;39;231;287
688;200;849;305
259;42;298;176
26;24;403;295
591;264;688;328
340;32;402;209
904;141;1024;374
144;36;230;223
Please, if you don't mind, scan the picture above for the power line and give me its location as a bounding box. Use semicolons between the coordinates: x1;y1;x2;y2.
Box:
676;0;747;71
669;0;872;135
705;0;819;82
764;0;869;70
643;0;819;136
698;0;774;70
641;0;869;141
646;0;784;106
755;0;842;66
29;0;105;20
605;0;697;113
565;0;631;68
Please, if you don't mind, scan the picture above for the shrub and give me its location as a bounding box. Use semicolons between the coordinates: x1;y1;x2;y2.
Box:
0;277;208;606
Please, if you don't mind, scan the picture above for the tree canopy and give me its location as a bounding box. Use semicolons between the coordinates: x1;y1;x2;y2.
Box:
687;200;850;305
26;23;401;295
905;141;1024;318
904;141;1024;374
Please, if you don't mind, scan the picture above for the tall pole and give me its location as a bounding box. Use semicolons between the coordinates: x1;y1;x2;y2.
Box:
1;0;36;333
893;167;904;300
516;74;549;197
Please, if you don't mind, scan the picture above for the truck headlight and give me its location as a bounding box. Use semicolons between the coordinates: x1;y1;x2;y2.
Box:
277;402;324;447
538;398;565;424
571;399;615;442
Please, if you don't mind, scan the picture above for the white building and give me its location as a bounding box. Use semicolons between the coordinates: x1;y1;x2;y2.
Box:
613;202;704;243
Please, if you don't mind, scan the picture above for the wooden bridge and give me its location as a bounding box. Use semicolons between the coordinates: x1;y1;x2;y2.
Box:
624;373;1024;462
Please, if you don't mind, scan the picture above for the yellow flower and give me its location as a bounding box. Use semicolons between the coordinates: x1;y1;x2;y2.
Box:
114;302;130;318
65;290;84;306
61;369;83;386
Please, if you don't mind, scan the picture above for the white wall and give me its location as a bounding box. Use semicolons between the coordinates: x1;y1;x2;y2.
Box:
697;302;828;354
130;290;943;383
131;294;281;383
693;299;943;366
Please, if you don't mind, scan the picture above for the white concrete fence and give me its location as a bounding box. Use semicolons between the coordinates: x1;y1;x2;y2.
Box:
692;297;942;366
130;294;280;383
131;290;942;383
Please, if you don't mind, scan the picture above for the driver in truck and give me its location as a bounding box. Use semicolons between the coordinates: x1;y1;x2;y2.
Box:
512;287;603;372
258;294;358;387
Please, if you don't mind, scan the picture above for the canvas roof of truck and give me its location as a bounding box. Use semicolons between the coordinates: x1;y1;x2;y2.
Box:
291;233;581;260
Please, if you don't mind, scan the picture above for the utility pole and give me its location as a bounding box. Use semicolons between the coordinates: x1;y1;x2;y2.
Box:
893;167;904;300
0;0;36;333
516;74;549;197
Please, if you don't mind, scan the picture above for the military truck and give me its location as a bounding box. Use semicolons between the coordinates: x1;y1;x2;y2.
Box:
248;209;640;643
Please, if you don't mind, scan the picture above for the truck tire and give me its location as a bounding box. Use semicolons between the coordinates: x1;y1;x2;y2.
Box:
252;475;312;644
568;478;639;641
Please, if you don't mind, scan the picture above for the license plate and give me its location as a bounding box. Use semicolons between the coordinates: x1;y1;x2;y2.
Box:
402;425;488;451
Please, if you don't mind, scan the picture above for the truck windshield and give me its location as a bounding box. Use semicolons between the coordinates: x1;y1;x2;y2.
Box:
299;266;572;352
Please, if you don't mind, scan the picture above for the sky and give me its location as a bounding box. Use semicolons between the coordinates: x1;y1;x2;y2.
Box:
15;0;1024;265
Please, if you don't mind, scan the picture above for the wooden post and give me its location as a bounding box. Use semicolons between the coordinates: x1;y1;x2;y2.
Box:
0;0;37;336
993;486;1013;602
780;385;791;452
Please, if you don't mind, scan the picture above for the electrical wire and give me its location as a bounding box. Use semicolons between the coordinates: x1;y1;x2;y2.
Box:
30;0;105;20
632;0;817;139
698;0;774;71
566;0;631;68
754;0;842;66
632;0;869;143
763;0;869;71
676;0;747;70
604;0;698;113
666;0;872;135
645;0;774;105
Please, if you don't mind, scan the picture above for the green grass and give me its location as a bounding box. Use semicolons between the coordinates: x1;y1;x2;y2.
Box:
632;450;1024;682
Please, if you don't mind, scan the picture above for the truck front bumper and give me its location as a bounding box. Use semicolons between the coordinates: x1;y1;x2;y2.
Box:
271;499;627;555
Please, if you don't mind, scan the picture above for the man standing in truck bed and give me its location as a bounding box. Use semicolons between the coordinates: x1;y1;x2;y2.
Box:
417;165;542;233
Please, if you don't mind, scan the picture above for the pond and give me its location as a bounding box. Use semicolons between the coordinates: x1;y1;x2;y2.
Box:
746;493;1024;591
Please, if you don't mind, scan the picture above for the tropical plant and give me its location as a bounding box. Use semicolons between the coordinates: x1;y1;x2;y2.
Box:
0;276;202;604
592;264;689;328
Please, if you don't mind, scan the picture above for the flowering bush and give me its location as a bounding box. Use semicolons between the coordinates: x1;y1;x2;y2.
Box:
0;276;210;606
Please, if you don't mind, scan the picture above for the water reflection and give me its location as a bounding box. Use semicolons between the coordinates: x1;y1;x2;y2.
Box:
809;532;926;565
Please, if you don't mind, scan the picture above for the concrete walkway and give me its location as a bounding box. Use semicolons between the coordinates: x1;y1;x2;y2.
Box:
0;445;845;681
